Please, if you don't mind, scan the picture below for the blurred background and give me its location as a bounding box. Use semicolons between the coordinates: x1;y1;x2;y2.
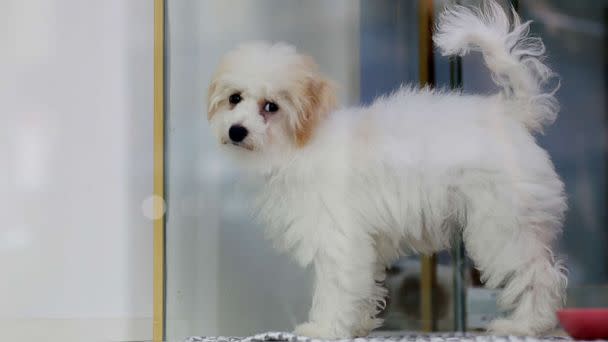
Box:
1;0;607;341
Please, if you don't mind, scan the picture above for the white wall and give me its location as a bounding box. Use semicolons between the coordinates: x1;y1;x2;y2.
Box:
0;1;153;341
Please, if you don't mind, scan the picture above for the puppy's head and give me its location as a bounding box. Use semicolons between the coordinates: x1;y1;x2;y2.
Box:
207;42;337;167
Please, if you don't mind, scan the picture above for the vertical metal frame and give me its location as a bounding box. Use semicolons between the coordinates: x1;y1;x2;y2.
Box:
153;0;166;340
418;0;437;333
450;53;466;332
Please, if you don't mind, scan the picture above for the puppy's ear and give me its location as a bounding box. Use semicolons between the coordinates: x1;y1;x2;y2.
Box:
207;80;221;120
295;76;337;147
208;70;232;120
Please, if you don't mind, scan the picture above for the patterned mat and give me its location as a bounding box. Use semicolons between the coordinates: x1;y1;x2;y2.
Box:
185;332;576;342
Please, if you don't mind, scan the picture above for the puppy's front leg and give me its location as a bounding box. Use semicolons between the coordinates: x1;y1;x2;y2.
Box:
294;234;378;338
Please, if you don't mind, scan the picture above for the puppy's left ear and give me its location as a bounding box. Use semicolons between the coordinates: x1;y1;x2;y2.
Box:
207;80;222;120
295;76;337;147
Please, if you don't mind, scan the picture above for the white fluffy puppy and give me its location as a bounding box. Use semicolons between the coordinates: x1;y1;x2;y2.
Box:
207;1;567;338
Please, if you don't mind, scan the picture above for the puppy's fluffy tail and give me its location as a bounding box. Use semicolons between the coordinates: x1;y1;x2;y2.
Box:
434;0;558;133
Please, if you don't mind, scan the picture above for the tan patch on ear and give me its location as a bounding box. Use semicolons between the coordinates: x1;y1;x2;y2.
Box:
295;78;337;147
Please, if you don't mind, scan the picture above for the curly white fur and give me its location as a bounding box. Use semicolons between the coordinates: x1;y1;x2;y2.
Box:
207;1;567;338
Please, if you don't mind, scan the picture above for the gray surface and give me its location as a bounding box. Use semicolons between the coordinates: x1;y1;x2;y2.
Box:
185;332;576;342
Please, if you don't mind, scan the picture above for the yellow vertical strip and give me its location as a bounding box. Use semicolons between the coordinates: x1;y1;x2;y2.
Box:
418;0;437;333
418;0;435;89
153;0;165;341
420;254;437;332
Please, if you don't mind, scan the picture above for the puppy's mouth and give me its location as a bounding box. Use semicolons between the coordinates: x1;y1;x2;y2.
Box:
221;138;254;151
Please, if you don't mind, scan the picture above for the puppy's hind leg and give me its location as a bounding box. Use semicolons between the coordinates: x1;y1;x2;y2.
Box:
462;180;567;336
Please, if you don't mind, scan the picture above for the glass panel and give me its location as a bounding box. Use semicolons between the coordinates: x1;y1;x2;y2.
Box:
165;0;608;339
165;1;360;339
522;0;608;308
460;0;608;330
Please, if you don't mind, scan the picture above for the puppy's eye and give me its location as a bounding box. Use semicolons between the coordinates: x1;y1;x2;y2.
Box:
229;93;241;104
263;101;279;113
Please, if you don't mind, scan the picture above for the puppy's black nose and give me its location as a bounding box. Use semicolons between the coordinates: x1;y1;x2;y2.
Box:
229;124;248;142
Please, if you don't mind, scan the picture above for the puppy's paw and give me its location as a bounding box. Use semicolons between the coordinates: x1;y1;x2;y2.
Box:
353;316;381;337
294;322;345;339
488;318;534;336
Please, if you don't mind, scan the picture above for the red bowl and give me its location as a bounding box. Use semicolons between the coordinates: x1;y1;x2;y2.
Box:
557;308;608;340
